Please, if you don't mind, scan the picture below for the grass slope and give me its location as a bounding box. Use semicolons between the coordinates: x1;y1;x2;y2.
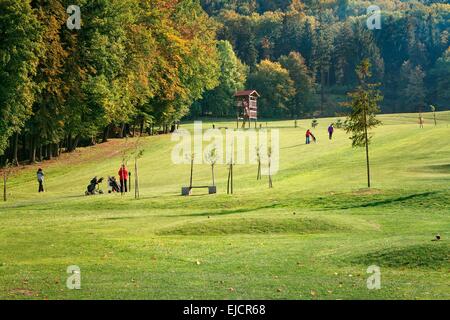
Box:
0;112;449;300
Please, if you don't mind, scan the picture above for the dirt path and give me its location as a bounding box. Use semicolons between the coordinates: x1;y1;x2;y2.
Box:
0;139;137;177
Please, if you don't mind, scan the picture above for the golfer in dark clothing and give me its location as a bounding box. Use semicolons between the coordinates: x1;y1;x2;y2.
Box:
37;168;45;193
328;124;334;140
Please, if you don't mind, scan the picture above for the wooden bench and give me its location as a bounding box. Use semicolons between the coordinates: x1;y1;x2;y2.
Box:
182;186;217;196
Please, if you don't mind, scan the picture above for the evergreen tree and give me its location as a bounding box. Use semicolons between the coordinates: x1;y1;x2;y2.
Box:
344;59;383;188
279;52;315;117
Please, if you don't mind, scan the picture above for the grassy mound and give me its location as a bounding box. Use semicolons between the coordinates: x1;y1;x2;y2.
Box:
350;243;450;269
157;216;349;236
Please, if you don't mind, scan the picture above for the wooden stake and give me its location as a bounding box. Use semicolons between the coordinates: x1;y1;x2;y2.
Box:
189;156;194;189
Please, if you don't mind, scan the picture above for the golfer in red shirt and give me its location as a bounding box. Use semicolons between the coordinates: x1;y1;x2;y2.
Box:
118;165;129;193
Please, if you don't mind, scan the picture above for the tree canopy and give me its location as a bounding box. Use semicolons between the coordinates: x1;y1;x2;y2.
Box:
0;0;448;166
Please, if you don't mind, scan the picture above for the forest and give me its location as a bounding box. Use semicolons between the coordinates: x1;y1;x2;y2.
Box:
0;0;449;166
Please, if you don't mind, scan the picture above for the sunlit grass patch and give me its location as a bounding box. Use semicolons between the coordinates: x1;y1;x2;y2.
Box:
157;216;350;236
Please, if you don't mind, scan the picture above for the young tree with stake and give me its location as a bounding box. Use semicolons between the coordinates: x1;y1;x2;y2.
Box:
227;144;234;195
256;146;262;181
132;139;144;199
343;59;382;189
267;146;273;189
205;147;217;186
430;105;437;126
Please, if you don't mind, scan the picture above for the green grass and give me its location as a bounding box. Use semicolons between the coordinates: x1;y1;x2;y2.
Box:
0;111;449;300
157;216;350;236
350;243;450;270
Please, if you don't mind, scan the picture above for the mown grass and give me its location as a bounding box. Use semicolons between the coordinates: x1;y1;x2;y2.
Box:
350;243;450;270
157;216;350;236
0;112;449;300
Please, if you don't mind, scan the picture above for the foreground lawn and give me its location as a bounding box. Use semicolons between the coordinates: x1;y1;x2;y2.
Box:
0;112;449;300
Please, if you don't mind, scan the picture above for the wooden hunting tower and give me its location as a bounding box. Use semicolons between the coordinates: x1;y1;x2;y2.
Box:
235;90;260;128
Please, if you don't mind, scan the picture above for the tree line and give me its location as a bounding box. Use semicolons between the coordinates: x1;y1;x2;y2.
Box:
0;0;220;166
196;0;449;118
1;0;449;167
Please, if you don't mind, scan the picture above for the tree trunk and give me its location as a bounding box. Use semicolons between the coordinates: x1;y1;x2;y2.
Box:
29;136;36;164
268;156;273;188
67;133;72;152
257;160;261;180
120;123;126;138
3;172;6;202
320;67;325;114
189;158;194;189
38;144;43;162
363;107;371;188
71;135;80;152
227;163;234;195
211;165;215;186
12;132;19;166
54;143;59;158
227;166;231;194
102;125;110;143
48;144;53;160
230;163;233;194
140;119;145;135
21;134;27;161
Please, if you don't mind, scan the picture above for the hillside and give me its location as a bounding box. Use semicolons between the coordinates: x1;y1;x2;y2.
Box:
0;112;449;299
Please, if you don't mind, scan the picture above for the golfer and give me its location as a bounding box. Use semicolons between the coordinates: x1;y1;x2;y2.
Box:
118;164;129;193
328;124;334;140
306;129;312;144
37;168;45;193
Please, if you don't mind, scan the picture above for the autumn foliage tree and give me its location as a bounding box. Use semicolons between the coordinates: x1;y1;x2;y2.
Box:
0;0;42;163
0;0;221;165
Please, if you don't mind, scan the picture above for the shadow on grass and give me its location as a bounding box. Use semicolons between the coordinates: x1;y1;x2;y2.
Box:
282;144;306;150
165;203;282;218
339;191;438;210
349;242;450;269
422;164;450;173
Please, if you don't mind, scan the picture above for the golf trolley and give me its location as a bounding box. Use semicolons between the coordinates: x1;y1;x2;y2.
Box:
85;177;104;196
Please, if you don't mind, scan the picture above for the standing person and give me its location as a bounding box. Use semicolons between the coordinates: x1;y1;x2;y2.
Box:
328;124;334;140
37;168;45;193
118;164;129;193
419;113;424;128
306;129;312;145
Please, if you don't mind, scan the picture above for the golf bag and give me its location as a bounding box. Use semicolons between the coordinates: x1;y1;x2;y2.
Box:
108;176;120;193
85;177;104;195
